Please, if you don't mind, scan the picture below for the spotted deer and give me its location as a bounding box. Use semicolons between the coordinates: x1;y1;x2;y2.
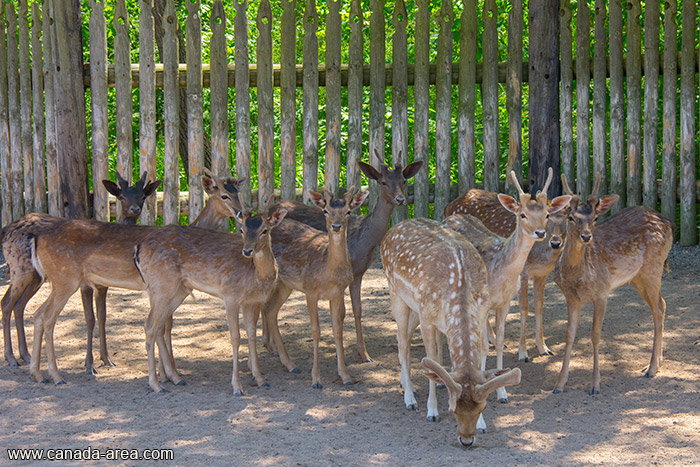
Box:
134;197;287;394
552;174;673;394
442;169;571;403
1;171;161;369
272;156;423;362
262;188;368;389
445;177;571;361
381;218;521;447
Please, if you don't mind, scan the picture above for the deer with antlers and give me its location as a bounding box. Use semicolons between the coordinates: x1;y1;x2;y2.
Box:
261;188;369;389
552;174;673;394
134;195;287;394
442;169;572;403
381;217;521;447
444;175;571;362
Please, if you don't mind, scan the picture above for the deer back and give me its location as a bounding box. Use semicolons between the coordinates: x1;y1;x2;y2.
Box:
444;189;516;237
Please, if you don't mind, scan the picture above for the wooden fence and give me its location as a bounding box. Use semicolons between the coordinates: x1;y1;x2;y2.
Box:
1;0;699;244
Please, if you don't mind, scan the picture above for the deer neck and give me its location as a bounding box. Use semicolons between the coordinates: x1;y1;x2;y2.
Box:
120;216;138;225
327;228;352;279
558;235;589;278
350;194;394;258
253;237;278;282
443;309;485;383
191;199;227;229
495;224;537;280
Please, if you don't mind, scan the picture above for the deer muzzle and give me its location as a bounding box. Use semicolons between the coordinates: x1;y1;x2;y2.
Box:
394;196;406;206
580;233;592;243
549;236;563;249
534;229;546;239
331;223;342;232
242;248;254;257
458;435;476;447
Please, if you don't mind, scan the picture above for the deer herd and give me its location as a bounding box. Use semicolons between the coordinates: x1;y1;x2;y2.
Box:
1;161;674;448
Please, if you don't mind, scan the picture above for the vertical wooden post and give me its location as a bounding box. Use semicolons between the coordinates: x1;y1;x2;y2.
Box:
391;0;408;223
592;0;607;194
234;0;251;208
257;0;274;208
559;0;573;187
347;0;363;192
186;0;203;220
280;0;297;200
434;0;453;220
19;0;33;213
210;0;229;181
302;0;319;203
626;0;642;207
643;1;660;209
661;0;677;228
43;0;59;217
8;4;23;220
680;0;697;245
0;6;10;225
482;0;498;192
458;0;477;194
506;0;523;190
140;0;157;225
575;1;590;196
412;0;429;218
90;0;108;221
609;0;624;212
31;2;46;214
163;0;179;225
325;0;341;196
114;0;132;221
369;0;385;208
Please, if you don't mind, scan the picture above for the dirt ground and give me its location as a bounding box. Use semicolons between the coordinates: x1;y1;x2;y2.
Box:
1;244;699;466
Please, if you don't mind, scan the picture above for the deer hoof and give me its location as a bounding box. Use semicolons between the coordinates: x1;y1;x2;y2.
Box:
233;391;244;396
176;380;187;386
498;397;509;404
290;368;301;374
100;360;117;368
406;403;417;412
427;415;439;423
436;383;446;389
86;367;98;376
552;388;562;394
55;380;66;385
589;389;599;395
519;357;530;363
343;381;354;386
542;350;554;356
157;387;170;394
261;382;270;388
312;383;323;390
41;378;50;384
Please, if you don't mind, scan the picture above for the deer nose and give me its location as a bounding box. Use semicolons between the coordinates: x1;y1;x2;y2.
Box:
549;238;562;249
580;233;592;243
535;229;546;239
331;223;342;232
242;248;254;257
394;196;406;206
458;436;476;448
129;206;141;214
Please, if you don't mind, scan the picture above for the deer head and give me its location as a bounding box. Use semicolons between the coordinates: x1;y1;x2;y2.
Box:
358;150;423;207
308;188;369;234
561;173;619;244
234;194;287;258
103;171;162;222
202;168;247;217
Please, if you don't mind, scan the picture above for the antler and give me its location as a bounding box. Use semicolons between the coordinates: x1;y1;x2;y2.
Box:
343;186;359;205
590;172;601;199
540;167;553;195
138;171;149;187
237;191;251;216
510;171;526;196
115;171;128;189
203;167;217;180
561;173;575;196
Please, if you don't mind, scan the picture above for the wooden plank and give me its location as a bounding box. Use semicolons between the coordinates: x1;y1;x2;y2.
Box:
139;0;157;224
608;0;624;213
325;0;341;196
186;0;204;221
31;2;46;214
457;0;477;195
368;0;385;208
575;1;590;196
643;0;660;209
559;0;574;186
482;0;498;192
280;0;297;200
347;0;363;192
680;0;696;245
18;0;32;213
163;0;180;225
210;0;229;181
592;0;607;194
257;0;274;207
661;0;677;227
89;0;108;221
626;0;642;207
114;0;132;222
0;6;10;225
505;0;523;191
234;0;251;209
391;0;408;223
43;0;59;217
302;0;319;203
434;0;453;220
7;4;22;220
413;0;430;218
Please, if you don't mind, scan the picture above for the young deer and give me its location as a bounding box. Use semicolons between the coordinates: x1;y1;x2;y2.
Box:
381;218;521;447
552;174;673;394
272;156;423;362
444;180;570;361
1;171;160;369
442;169;571;403
134;197;287;394
262;188;368;389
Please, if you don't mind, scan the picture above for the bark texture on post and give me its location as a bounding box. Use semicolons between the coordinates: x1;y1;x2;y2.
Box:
391;0;408;223
680;0;696;245
575;1;590;196
412;0;429;218
19;0;33;214
234;0;251;208
89;0;108;221
626;0;642;207
8;4;23;220
559;0;573;186
643;0;660;209
482;0;499;192
163;0;179;225
609;0;624;212
210;0;228;183
186;0;204;221
0;7;10;224
325;0;341;196
114;0;132;220
592;0;607;194
139;0;157;225
369;0;385;208
280;0;297;200
257;0;274;208
458;0;477;194
302;0;319;204
43;0;59;217
434;0;453;220
346;0;363;192
506;0;523;192
661;0;677;228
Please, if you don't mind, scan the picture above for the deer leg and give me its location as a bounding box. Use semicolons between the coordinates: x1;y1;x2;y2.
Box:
158;314;174;382
553;298;582;394
421;323;440;422
330;295;352;385
223;299;245;396
81;285;97;375
241;303;267;388
494;305;509;403
3;273;41;365
94;286;115;368
391;291;417;411
590;297;608;395
39;285;77;385
631;275;666;377
2;285;19;366
15;278;42;364
518;273;531;362
532;274;553;357
306;294;323;389
349;276;372;363
263;283;297;373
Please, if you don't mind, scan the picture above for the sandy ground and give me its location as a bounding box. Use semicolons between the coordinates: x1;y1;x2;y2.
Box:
1;245;699;466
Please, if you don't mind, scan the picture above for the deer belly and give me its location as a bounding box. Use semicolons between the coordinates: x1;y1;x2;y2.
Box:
85;268;145;291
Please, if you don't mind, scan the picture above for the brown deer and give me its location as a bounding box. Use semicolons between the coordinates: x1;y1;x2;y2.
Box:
442;169;571;403
1;171;160;369
272;156;423;362
381;217;521;447
262;188;368;389
552;174;673;394
134;197;287;394
444;178;571;361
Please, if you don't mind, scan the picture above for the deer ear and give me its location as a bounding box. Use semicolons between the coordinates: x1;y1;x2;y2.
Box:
358;161;381;181
224;177;246;194
548;195;572;214
349;190;369;210
202;176;217;194
144;180;162;197
102;180;121;197
268;208;288;228
402;161;424;180
308;190;326;208
497;194;520;214
596;194;619;215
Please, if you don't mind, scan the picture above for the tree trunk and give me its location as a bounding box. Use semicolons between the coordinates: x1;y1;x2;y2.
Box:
528;0;560;196
49;0;89;218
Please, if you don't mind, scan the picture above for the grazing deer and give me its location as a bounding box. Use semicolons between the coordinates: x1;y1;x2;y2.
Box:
442;169;571;403
1;171;160;369
445;180;571;361
262;188;368;389
552;174;673;394
273;155;423;362
134;197;287;394
381;218;521;447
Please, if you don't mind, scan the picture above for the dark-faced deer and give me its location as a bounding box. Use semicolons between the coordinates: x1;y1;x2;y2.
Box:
271;156;423;362
442;169;571;403
262;188;368;389
1;171;160;369
381;218;521;447
134;197;287;394
552;174;673;394
445;177;571;361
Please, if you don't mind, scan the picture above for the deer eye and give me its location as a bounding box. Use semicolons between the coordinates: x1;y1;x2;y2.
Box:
545;214;550;219
221;194;230;200
568;215;574;222
520;213;527;219
262;229;268;235
593;216;598;222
